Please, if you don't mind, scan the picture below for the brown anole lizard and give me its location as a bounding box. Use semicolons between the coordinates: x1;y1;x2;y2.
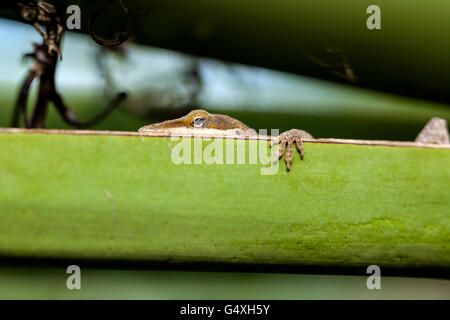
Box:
138;110;449;170
138;109;313;170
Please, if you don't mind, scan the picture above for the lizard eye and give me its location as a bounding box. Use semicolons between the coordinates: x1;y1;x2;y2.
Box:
192;117;205;128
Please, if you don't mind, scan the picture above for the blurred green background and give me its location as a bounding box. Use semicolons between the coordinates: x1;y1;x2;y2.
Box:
1;267;449;299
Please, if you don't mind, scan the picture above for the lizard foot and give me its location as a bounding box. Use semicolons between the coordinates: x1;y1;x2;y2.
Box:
271;129;313;171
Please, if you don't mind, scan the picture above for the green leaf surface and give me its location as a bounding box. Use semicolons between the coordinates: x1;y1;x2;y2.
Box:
0;131;449;273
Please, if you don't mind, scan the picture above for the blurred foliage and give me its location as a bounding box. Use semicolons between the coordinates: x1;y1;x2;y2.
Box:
1;0;449;103
1;85;449;140
18;0;449;104
1;267;449;299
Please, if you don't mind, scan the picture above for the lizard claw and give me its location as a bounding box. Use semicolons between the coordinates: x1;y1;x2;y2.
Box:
270;129;313;171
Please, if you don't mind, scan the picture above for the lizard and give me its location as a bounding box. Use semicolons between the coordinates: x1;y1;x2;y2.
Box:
138;109;314;170
138;110;449;171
